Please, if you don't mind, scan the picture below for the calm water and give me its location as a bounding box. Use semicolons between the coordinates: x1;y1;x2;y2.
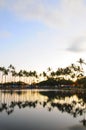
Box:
0;89;86;130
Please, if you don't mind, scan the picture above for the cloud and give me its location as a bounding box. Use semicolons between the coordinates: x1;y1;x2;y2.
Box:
67;36;86;52
0;0;86;29
0;0;86;53
0;31;11;38
9;0;65;28
0;0;74;28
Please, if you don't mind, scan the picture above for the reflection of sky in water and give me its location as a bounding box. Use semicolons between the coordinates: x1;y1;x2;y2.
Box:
0;90;86;130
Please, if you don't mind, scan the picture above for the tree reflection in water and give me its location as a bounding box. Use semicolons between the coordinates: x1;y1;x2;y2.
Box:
0;89;86;126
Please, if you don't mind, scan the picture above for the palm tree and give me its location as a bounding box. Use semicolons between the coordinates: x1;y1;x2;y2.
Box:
47;67;52;78
23;70;30;83
0;67;5;84
31;71;38;84
3;68;9;83
0;67;3;84
70;64;83;81
11;70;17;83
70;64;78;80
8;64;15;70
18;70;23;82
25;71;30;83
55;68;63;79
77;58;86;70
42;71;47;80
63;67;71;80
77;58;86;78
50;71;56;79
8;64;15;82
28;71;33;85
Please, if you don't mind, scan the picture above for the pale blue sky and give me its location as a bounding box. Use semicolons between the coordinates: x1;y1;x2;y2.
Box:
0;0;86;72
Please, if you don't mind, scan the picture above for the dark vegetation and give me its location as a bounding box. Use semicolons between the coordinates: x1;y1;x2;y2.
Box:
0;58;86;89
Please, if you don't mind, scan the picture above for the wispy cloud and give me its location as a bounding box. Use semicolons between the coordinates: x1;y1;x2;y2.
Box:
0;0;73;28
9;0;65;28
1;0;86;52
10;0;86;28
0;0;86;29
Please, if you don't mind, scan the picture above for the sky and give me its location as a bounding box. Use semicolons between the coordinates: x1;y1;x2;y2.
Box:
0;0;86;72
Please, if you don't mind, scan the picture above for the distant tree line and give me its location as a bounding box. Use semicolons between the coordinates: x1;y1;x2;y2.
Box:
0;58;86;88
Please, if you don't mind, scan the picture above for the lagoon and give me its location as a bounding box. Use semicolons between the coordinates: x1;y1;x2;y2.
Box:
0;89;86;130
